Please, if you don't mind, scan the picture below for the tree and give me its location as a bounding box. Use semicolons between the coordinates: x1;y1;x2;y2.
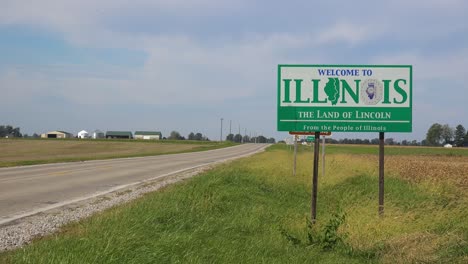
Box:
0;125;21;137
425;123;443;146
267;138;276;143
454;125;466;147
384;138;395;145
441;124;454;144
194;133;203;141
257;135;267;143
169;131;181;140
188;132;195;140
242;135;250;143
464;131;468;147
233;134;242;143
226;133;234;141
401;140;408;146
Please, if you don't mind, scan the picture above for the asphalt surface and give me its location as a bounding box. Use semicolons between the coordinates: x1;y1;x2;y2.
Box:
0;144;267;225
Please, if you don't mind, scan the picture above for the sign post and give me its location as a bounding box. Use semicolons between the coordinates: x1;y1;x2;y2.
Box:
311;132;320;223
322;136;326;177
379;132;385;216
293;135;298;177
278;65;412;221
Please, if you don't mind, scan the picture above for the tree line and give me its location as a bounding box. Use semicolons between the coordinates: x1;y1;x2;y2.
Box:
4;124;466;147
225;133;275;143
303;123;467;147
166;131;210;141
320;137;422;146
0;125;23;138
425;123;467;147
164;131;276;143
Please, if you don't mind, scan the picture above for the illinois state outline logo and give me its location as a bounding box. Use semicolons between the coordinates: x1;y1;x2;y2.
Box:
360;79;383;105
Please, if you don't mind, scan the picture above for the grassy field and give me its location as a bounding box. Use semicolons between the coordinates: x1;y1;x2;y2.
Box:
1;144;467;263
298;143;468;156
0;138;235;168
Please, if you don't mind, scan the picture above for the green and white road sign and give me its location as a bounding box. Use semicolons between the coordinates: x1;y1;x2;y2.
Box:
306;136;315;142
277;65;412;132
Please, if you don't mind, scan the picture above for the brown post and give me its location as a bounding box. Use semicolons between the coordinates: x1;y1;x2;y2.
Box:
293;135;298;176
311;131;320;223
379;132;385;216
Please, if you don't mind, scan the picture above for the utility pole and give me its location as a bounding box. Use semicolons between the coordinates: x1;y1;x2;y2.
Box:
220;118;223;142
239;124;241;143
229;120;232;135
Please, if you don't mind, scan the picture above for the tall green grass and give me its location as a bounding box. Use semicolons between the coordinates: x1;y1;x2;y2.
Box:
1;145;466;263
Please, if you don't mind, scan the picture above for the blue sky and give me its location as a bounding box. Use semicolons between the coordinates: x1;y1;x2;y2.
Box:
1;0;467;141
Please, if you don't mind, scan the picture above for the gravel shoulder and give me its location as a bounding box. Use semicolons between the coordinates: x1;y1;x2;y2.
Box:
0;145;268;252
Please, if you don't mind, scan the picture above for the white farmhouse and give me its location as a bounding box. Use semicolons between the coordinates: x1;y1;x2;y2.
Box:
78;130;89;139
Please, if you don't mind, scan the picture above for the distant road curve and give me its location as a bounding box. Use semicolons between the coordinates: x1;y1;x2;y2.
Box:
0;143;268;225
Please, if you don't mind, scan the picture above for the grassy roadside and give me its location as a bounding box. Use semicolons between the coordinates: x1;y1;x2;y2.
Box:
1;144;467;263
0;139;236;168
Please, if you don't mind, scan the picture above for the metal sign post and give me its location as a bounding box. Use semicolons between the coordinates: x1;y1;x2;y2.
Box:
311;131;320;223
322;136;326;177
293;135;298;176
379;132;385;216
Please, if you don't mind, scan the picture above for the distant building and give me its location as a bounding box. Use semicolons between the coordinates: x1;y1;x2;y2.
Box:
106;131;133;139
444;144;453;148
77;130;89;139
41;131;73;139
134;131;162;140
92;130;105;139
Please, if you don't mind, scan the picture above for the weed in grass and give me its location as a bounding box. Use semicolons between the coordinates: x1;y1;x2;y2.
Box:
280;211;349;252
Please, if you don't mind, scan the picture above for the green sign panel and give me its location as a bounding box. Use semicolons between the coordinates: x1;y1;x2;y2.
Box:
277;65;412;132
306;136;315;142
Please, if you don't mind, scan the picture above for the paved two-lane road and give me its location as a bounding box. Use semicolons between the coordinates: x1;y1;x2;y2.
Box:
0;144;267;225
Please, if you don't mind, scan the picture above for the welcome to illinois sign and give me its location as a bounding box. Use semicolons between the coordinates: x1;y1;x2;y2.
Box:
277;65;412;133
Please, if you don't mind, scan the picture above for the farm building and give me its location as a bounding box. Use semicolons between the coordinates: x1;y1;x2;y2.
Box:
92;130;105;139
106;131;133;139
77;130;89;138
134;131;162;140
41;131;73;139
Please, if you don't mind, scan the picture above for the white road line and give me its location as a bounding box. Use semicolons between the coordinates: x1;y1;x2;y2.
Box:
0;144;268;226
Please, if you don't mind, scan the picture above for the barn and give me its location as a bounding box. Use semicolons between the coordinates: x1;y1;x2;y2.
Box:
92;130;105;139
134;131;162;140
106;131;133;139
41;131;73;139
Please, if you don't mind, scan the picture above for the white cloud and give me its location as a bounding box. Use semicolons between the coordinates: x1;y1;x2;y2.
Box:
316;22;373;46
370;49;468;82
0;0;245;47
